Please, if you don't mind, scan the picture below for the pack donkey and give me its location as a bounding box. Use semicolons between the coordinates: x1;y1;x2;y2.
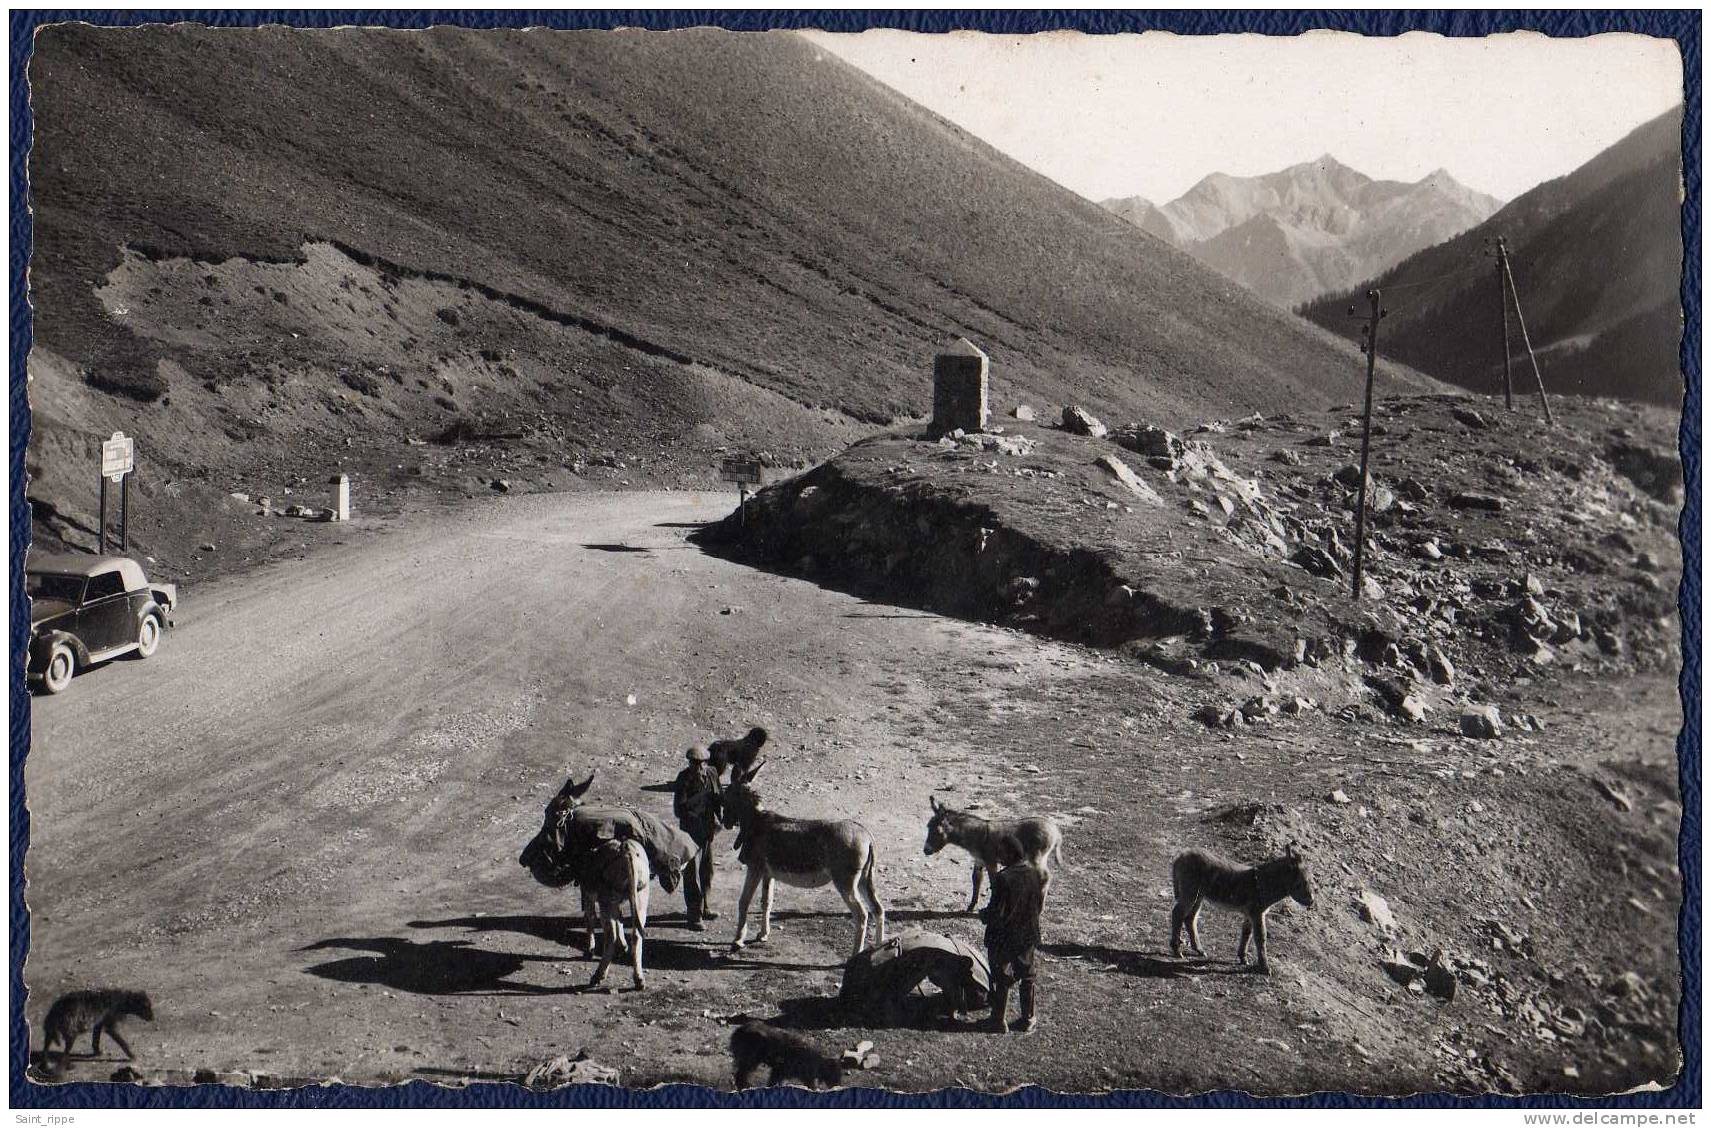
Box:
924;796;1064;913
518;770;652;989
1169;843;1314;976
720;760;886;956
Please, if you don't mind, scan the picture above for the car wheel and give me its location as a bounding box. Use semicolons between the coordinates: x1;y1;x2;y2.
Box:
136;614;162;659
41;644;75;694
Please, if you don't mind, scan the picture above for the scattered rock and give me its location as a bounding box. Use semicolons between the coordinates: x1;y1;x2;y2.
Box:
1361;575;1384;601
198;543;217;552
1459;705;1503;740
1329;788;1352;805
1417;539;1443;561
1012;405;1036;422
1357;891;1397;933
1291;545;1341;579
1422;952;1458;1001
1305;432;1339;447
1449;492;1504;512
491;479;512;493
1269;448;1303;466
1332;464;1364;488
228;491;250;503
1426;647;1455;685
1453;407;1489;430
1398;694;1428;724
1061;405;1108;438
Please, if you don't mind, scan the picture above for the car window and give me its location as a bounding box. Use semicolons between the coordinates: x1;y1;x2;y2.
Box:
26;573;85;602
86;570;127;600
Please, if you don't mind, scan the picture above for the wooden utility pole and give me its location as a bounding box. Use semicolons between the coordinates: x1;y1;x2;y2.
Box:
1499;247;1556;426
1350;288;1386;600
1493;236;1514;410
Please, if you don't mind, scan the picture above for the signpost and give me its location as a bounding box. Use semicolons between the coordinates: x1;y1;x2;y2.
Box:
720;456;764;523
98;431;135;553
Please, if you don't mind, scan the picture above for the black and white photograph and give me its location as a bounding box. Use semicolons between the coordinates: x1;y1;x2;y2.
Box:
11;12;1694;1107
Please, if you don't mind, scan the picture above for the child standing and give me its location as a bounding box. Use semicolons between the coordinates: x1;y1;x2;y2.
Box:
981;838;1045;1034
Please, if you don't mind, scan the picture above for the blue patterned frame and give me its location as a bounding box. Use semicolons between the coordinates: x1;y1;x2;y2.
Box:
7;8;1701;1111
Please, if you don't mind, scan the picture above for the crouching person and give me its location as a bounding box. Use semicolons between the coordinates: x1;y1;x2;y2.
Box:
981;839;1045;1034
840;928;990;1026
673;745;723;930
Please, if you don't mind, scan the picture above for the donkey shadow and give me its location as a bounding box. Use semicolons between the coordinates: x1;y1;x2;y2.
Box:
405;914;828;974
300;936;564;996
1039;941;1244;979
764;991;990;1034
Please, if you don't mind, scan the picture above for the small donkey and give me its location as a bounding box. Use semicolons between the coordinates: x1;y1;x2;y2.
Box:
924;796;1064;913
720;760;886;956
1169;843;1314;975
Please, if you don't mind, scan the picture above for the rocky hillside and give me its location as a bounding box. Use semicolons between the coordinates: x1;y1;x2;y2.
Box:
1300;106;1685;405
1102;160;1502;308
25;26;1436;572
698;393;1681;726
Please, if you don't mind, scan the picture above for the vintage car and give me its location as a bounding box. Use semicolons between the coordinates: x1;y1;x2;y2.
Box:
26;553;177;694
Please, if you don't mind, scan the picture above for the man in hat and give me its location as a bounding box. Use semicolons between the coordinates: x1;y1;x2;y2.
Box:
982;838;1045;1034
672;745;723;929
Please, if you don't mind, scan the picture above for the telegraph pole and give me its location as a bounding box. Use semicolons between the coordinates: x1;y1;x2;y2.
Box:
1491;236;1514;410
1350;288;1386;600
1499;247;1556;426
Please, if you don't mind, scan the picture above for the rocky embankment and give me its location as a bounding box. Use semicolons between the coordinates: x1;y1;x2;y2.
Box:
696;394;1682;727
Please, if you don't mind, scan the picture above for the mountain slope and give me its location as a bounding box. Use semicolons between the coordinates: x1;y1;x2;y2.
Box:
1300;106;1685;405
1103;159;1502;307
25;26;1436;570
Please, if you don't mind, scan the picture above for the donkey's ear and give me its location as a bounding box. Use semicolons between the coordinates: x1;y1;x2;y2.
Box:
1285;840;1300;858
569;771;596;800
929;795;941;813
746;758;767;783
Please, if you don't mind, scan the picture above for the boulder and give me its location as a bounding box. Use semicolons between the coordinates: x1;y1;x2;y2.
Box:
1012;405;1036;422
1453;407;1489;430
1459;705;1503;740
1094;455;1164;506
1270;448;1303;467
1061;405;1108;438
1332;464;1364;488
1111;425;1184;462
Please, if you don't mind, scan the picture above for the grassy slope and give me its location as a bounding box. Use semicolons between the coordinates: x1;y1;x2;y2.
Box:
26;27;1431;460
1300;107;1685;405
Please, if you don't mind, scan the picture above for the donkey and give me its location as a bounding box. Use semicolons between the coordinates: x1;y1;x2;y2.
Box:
579;836;652;990
1169;843;1314;975
518;771;608;954
719;760;886;956
924;796;1064;913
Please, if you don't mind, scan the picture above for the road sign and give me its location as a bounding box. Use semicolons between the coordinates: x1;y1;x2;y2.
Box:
101;432;134;482
720;457;763;486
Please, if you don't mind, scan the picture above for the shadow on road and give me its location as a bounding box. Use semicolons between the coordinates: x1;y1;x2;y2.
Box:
1038;941;1222;979
654;521;713;530
300;936;563;996
582;543;652;554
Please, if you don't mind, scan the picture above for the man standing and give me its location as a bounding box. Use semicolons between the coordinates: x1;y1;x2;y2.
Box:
673;745;723;930
981;839;1045;1034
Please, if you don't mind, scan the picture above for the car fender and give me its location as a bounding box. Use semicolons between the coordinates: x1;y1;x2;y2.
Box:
30;628;88;671
138;599;172;630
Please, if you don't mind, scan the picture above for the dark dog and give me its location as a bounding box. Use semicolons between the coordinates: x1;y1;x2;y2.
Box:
708;727;768;778
41;988;154;1074
729;1020;843;1090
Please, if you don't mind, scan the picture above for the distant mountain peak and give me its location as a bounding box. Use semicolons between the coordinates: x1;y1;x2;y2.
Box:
1100;153;1505;307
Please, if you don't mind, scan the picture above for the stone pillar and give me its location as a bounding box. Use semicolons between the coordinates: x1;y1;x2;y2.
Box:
931;337;989;437
335;474;351;521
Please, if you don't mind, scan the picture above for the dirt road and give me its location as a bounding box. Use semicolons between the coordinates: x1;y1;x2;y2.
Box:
23;491;1683;1095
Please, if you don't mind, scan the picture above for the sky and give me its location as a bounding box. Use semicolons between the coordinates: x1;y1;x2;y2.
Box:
799;29;1684;205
